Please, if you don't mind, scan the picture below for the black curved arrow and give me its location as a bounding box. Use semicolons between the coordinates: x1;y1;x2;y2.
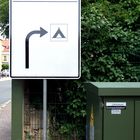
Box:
25;27;48;69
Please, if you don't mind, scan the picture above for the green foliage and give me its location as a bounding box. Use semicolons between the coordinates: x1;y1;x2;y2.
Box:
57;122;85;139
59;123;77;135
81;0;139;82
2;64;9;70
0;0;9;37
24;132;32;140
56;0;140;138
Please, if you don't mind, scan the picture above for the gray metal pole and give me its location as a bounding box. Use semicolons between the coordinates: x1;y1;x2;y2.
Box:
43;79;47;140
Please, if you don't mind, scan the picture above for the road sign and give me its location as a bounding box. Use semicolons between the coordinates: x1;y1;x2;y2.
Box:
10;0;80;79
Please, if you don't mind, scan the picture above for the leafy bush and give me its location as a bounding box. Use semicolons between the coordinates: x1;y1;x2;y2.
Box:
2;64;9;70
53;0;140;139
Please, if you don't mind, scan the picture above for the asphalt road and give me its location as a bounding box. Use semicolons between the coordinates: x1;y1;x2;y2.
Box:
0;80;11;105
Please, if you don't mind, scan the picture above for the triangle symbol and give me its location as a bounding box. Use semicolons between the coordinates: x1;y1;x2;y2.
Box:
52;28;66;38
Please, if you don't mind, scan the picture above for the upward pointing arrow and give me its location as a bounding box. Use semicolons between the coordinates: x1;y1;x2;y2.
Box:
25;27;48;69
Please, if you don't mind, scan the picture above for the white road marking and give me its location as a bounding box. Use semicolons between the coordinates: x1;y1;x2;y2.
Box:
0;100;11;110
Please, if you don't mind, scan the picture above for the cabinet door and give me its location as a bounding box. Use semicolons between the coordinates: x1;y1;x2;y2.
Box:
103;98;134;140
135;101;140;140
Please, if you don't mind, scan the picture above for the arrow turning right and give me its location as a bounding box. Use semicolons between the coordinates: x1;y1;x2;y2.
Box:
25;27;48;69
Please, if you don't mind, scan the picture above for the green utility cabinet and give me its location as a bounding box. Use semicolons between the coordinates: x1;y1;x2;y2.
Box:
85;82;140;140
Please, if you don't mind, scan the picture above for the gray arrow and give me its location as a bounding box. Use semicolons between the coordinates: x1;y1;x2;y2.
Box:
25;27;48;68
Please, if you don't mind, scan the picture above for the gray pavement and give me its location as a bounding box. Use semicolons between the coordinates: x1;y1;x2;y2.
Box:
0;102;11;140
0;78;11;140
0;78;11;105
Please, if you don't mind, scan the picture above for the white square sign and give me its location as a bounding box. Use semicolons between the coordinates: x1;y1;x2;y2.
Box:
10;0;80;79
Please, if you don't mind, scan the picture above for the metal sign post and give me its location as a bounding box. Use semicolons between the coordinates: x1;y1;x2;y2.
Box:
43;79;47;140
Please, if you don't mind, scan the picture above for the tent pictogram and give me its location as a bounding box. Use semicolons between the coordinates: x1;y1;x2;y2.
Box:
52;28;66;39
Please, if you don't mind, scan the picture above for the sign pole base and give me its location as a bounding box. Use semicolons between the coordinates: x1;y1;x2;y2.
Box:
43;79;47;140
